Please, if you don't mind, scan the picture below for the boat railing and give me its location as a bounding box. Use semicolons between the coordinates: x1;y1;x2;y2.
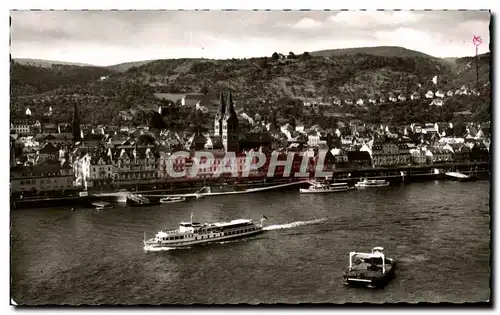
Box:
159;229;181;235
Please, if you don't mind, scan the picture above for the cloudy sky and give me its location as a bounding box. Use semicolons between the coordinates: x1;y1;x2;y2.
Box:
10;10;490;66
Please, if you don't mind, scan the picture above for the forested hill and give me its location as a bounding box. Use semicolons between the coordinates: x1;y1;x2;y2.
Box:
10;61;116;97
9;47;491;128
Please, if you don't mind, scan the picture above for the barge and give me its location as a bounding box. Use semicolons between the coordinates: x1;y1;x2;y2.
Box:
342;247;396;288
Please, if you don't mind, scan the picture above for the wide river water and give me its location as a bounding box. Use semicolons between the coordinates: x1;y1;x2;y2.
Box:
11;180;491;305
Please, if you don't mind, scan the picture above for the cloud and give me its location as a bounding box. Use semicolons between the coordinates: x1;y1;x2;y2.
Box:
328;11;421;28
292;17;323;29
9;10;491;65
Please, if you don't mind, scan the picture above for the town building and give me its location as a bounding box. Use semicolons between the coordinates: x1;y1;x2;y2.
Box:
10;161;75;195
371;140;411;167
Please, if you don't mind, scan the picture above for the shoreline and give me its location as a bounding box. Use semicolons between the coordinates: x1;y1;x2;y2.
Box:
10;162;490;210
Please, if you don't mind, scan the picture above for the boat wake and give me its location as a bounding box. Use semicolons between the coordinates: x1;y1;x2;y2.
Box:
397;254;429;263
263;218;327;231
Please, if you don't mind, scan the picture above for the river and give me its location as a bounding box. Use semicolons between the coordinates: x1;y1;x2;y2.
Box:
10;180;491;305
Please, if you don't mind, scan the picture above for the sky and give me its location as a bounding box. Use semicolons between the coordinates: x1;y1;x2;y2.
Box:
10;10;491;66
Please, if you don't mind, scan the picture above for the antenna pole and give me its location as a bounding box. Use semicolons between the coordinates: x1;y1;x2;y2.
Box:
476;45;479;89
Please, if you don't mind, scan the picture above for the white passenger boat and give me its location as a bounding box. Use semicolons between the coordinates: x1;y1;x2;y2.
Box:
300;182;354;194
143;214;267;250
354;178;390;188
160;196;186;204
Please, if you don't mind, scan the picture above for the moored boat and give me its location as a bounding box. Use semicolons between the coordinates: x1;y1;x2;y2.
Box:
126;194;160;207
300;182;354;194
445;171;478;182
342;247;396;288
354;178;390;188
92;201;113;210
143;214;267;250
160;196;186;204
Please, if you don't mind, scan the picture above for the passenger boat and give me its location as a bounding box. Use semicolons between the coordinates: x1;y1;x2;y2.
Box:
354;178;390;188
300;182;354;194
126;194;160;207
143;214;267;250
160;196;186;204
342;247;396;288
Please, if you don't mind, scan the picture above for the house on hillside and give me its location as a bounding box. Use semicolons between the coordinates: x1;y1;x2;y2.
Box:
153;93;189;105
430;99;444;106
446;90;454;97
368;97;377;104
356;98;364;106
435;90;445;98
410;92;420;100
398;94;407;101
425;91;434;99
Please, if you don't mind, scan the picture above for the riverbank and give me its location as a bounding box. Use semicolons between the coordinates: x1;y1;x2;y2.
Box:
10;161;489;209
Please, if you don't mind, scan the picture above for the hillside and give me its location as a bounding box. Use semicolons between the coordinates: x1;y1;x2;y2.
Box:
311;46;437;59
12;58;98;68
106;60;159;73
9;48;491;128
10;61;117;97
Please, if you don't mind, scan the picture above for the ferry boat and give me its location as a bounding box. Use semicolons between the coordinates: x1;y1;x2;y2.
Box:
143;214;267;250
342;247;396;288
300;182;354;194
354;178;390;188
160;196;186;204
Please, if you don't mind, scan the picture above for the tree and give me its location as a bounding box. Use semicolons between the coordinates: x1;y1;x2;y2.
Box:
301;52;311;60
149;112;167;130
271;52;279;61
288;52;296;59
199;86;209;95
257;57;268;69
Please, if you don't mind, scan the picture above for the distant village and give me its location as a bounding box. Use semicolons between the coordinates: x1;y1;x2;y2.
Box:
10;87;490;199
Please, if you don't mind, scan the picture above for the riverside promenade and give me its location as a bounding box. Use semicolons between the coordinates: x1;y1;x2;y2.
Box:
10;161;489;209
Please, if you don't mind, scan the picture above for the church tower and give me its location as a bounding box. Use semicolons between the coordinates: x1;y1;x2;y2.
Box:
72;102;82;142
222;91;239;152
214;91;225;137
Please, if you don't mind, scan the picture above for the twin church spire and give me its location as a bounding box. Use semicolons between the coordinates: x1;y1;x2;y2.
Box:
214;90;239;152
216;90;237;121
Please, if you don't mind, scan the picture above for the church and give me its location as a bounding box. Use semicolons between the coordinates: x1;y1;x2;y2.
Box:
213;90;239;152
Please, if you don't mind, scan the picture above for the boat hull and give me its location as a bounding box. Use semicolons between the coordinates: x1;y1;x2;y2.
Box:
143;228;263;250
160;198;186;204
342;261;396;288
299;187;355;194
126;198;161;207
354;182;390;188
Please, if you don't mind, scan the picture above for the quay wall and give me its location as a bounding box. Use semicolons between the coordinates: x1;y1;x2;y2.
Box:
10;162;490;210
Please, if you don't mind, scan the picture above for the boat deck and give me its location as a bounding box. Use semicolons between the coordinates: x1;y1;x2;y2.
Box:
344;262;394;278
